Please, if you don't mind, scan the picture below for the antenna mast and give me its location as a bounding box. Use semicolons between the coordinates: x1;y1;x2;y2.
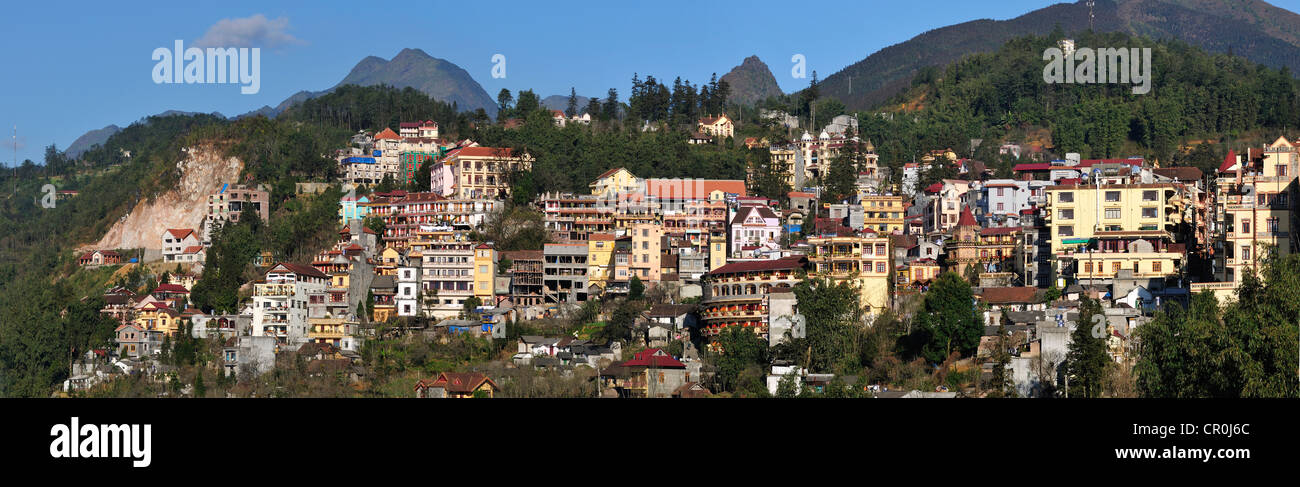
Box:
1087;1;1096;31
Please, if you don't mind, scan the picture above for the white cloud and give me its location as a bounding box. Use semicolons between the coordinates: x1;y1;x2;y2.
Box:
194;14;306;49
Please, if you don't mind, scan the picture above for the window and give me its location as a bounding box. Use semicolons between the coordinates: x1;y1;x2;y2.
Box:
1059;192;1074;203
1141;207;1158;218
1058;225;1074;237
1152;261;1162;273
1084;262;1093;273
1268;217;1279;234
1060;209;1074;220
1279;165;1289;177
1242;246;1251;261
1142;190;1158;201
1242;219;1251;234
1105;191;1121;202
997;202;1005;211
1104;208;1121;219
1112;262;1121;273
876;262;886;273
1279;192;1289;207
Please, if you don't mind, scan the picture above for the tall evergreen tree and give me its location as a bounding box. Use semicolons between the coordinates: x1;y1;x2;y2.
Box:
1064;297;1111;398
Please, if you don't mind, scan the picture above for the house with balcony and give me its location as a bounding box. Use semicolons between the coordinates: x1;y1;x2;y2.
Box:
1209;138;1298;288
161;228;201;263
807;234;892;313
115;323;161;359
1046;183;1189;288
414;372;499;398
699;256;808;346
251;263;329;350
599;348;688;398
729;204;781;256
945;207;1025;281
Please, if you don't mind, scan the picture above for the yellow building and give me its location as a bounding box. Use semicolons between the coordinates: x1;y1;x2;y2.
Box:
807;235;892;313
474;243;496;304
587;234;616;291
589;167;642;197
697;114;734;139
708;231;727;272
307;317;359;348
1046;182;1187;284
1214;136;1298;285
860;195;905;234
134;303;187;337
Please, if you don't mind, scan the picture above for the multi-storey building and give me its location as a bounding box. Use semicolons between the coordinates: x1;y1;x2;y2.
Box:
370;191;502;246
372;128;403;180
697;114;734;139
699;256;807;345
396;262;422;317
589;167;642;197
1046;182;1188;286
630;223;664;282
541;192;616;242
729;204;782;255
502;250;544;306
586;234;616;294
307;317;362;351
252;263;329;349
1209;138;1299;287
433;147;533;199
473;244;496;305
162;228;202;263
859;195;905;234
807;234;892;313
543;243;589;303
204;183;268;242
945;207;1024;278
339;195;371;224
923;179;971;234
411;230;476;318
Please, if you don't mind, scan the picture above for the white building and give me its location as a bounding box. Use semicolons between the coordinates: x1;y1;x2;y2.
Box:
251;263;329;350
397;263;421;317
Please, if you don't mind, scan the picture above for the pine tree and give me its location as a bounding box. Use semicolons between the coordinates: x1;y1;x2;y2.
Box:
1064;297;1111;397
566;87;578;118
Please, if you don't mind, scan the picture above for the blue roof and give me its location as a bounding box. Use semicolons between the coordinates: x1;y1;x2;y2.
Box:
343;157;376;164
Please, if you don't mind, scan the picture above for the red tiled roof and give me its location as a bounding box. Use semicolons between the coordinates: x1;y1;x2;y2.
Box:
1056;178;1082;185
707;256;806;276
957;207;977;226
415;372;499;394
166;229;197;240
373;128;400;140
977;287;1042;305
1013;163;1051;172
152;283;189;294
182;246;204;254
269;262;328;279
924;182;943;193
452;146;517;158
621;348;686;368
588;233;616;241
1219;149;1238;173
645;179;746;199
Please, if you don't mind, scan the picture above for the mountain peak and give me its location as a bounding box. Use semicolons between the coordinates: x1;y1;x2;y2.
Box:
393;48;433;61
720;55;783;106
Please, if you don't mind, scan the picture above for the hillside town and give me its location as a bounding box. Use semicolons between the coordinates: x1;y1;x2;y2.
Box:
61;106;1299;399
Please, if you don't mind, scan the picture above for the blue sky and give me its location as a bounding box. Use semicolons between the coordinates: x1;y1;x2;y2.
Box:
2;0;1298;166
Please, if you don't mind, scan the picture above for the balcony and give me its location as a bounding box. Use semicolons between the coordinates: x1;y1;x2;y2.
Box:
255;284;295;297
